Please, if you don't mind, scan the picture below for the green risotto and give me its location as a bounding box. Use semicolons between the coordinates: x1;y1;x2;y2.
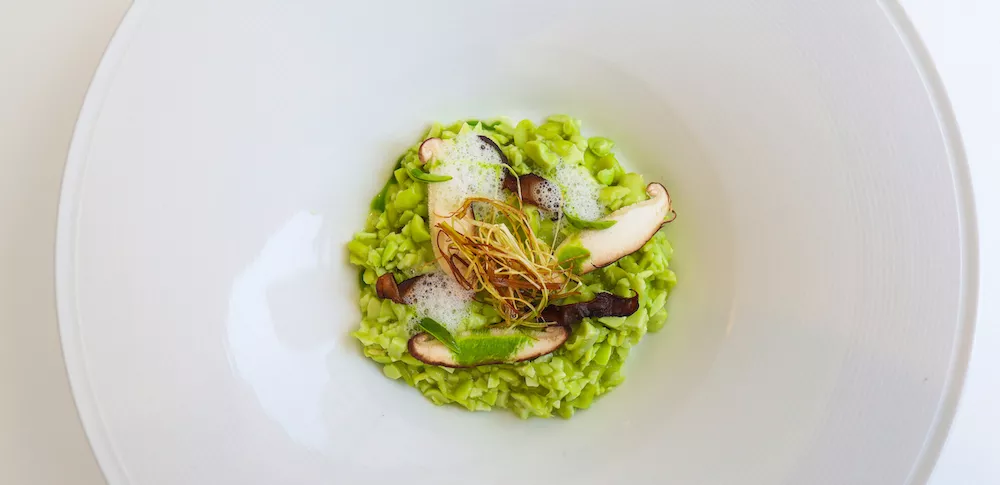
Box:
348;115;676;419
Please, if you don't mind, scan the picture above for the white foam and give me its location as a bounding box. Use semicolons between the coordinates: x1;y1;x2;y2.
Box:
405;271;474;332
435;162;504;209
433;133;506;209
530;178;562;213
442;132;505;165
553;162;606;221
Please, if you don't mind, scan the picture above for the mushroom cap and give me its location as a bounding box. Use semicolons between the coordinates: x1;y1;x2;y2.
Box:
429;191;474;284
418;137;446;164
375;273;425;304
407;325;570;368
422;136;508;284
558;182;673;273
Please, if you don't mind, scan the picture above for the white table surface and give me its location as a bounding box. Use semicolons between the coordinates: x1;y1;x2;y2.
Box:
0;1;995;483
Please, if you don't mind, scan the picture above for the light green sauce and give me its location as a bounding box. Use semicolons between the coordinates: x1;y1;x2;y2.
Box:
453;332;534;366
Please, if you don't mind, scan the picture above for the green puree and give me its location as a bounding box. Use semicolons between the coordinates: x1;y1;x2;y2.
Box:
453;332;533;366
348;115;678;419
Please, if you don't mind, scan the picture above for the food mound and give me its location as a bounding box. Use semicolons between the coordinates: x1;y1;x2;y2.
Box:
348;115;677;418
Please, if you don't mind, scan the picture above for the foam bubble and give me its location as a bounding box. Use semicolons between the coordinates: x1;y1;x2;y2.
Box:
530;179;562;213
405;271;474;332
442;132;505;165
553;162;606;221
435;162;504;209
434;133;506;209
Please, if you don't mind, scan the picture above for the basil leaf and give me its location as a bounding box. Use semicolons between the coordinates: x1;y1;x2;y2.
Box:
407;166;453;183
418;318;459;354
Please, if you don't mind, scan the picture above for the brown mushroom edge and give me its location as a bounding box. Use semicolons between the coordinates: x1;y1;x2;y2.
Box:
502;171;563;215
418;137;446;163
375;273;424;304
539;292;640;327
407;325;570;368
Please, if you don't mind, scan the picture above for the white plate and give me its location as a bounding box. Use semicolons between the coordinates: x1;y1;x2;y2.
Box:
56;1;977;484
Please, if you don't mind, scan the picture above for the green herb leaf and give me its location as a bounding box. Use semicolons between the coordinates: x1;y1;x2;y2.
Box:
419;318;459;354
407;166;453;183
454;330;533;366
564;212;617;230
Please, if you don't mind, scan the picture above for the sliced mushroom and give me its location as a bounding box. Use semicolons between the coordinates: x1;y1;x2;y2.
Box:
418;139;470;282
539;292;639;326
418;137;446;164
375;273;425;304
429;190;475;285
503;171;563;214
422;135;545;284
408;325;570;368
556;183;673;273
422;136;510;284
407;333;460;367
